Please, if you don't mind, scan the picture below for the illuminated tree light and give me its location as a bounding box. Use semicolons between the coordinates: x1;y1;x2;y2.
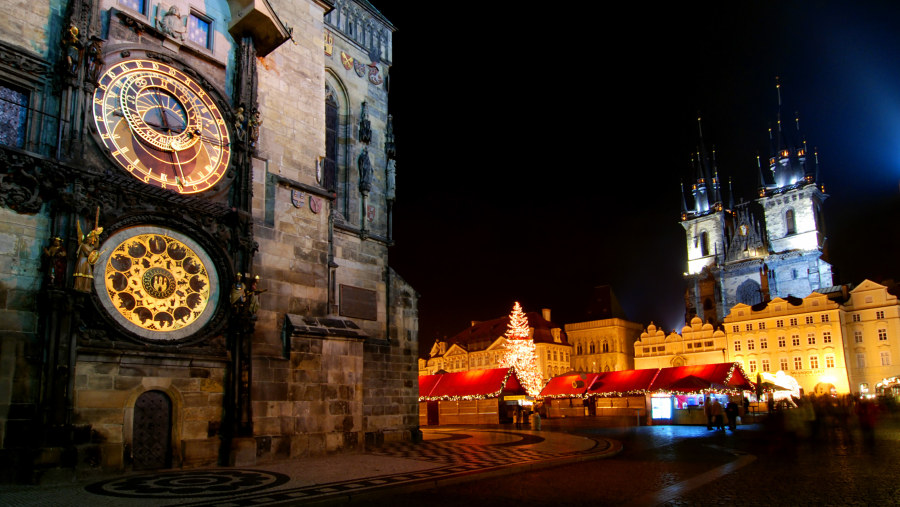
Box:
498;302;543;397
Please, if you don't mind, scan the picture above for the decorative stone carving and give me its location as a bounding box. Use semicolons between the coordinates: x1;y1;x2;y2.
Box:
358;101;371;144
357;147;372;195
156;5;186;42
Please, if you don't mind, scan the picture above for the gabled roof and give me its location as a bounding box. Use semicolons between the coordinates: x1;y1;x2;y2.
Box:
539;373;600;399
539;362;754;399
446;312;568;351
587;368;661;397
419;368;525;401
651;363;753;393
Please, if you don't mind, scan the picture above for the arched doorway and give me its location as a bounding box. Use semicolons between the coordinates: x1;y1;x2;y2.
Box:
133;390;172;470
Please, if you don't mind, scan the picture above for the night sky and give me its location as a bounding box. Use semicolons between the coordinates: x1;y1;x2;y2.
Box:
368;2;900;357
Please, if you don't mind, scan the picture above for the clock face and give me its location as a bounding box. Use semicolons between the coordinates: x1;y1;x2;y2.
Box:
94;226;220;341
93;59;231;194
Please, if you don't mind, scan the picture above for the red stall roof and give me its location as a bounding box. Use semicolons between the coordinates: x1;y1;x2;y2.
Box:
650;363;754;393
539;373;600;399
419;368;526;401
587;368;661;397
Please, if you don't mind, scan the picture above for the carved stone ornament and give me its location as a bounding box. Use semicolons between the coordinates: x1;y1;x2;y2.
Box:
358;102;372;144
0;149;57;214
357;147;372;195
156;5;187;42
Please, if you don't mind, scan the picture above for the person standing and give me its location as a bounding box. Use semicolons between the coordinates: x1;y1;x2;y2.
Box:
704;397;712;430
710;398;725;430
726;399;739;430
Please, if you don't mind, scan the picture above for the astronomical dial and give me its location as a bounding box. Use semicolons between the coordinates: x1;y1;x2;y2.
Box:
94;226;220;341
93;59;231;194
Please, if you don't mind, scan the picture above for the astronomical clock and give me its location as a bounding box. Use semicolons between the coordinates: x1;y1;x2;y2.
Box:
84;49;240;346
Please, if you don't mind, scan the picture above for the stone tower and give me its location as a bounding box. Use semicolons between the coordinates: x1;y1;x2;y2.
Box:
0;0;418;481
681;79;832;325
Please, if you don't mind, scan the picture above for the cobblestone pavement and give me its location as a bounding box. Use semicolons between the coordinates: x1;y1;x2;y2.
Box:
362;415;900;506
0;427;620;506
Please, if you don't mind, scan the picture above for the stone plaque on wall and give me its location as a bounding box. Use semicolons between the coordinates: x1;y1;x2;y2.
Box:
340;285;377;321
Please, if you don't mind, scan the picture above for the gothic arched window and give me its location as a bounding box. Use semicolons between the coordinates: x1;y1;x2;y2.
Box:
577;343;583;355
785;209;796;236
736;279;762;306
589;342;596;354
324;89;339;192
602;341;609;353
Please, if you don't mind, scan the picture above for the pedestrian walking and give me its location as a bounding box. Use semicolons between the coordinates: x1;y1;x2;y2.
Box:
515;405;522;429
726;399;739;430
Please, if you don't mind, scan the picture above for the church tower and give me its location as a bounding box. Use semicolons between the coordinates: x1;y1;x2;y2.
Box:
681;79;832;325
757;78;832;298
681;117;729;324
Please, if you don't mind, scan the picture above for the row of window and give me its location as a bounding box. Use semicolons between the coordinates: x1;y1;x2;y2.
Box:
119;0;213;49
545;350;570;362
641;341;714;355
734;328;888;351
576;342;610;355
744;351;892;373
732;310;887;332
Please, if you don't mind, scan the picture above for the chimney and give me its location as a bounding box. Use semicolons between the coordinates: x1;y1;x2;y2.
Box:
542;308;551;322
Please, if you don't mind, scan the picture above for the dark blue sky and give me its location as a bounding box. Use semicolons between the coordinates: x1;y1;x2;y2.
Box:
370;2;900;355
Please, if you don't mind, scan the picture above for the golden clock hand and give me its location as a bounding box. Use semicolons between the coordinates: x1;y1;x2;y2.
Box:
170;139;187;191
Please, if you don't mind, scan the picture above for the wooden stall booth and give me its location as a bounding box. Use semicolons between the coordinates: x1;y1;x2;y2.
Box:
418;368;527;426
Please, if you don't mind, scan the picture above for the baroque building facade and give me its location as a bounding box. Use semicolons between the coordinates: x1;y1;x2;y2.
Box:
681;82;832;325
633;318;729;370
418;309;572;385
0;0;417;481
566;317;642;373
722;280;900;396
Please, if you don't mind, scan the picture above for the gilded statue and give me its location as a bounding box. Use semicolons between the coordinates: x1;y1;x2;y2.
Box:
73;209;103;293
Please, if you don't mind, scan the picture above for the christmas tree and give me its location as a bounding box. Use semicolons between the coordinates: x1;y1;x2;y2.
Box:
498;302;543;396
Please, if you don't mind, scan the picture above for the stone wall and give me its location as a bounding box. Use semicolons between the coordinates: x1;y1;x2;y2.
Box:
72;353;227;470
0;207;48;471
362;269;419;445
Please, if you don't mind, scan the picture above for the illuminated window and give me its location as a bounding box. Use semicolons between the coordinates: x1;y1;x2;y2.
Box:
785;209;796;235
778;336;786;347
822;331;831;344
187;12;213;49
876;311;885;319
747;339;755;350
793;356;802;370
790;318;798;326
879;329;888;341
807;333;816;345
805;316;814;324
857;353;866;368
854;330;863;343
792;335;800;346
809;356;819;369
780;358;789;371
762;359;770;372
734;341;741;352
776;319;784;328
821;314;829;323
118;0;146;14
881;351;891;366
825;354;834;368
749;360;757;372
0;83;28;149
760;337;768;349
